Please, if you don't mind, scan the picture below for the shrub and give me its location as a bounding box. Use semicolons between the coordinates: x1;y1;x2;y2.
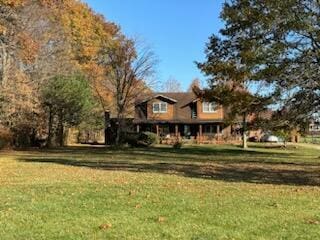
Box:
139;132;158;146
124;132;140;147
124;131;158;147
173;141;183;149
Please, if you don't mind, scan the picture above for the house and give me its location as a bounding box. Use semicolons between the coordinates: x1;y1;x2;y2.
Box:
309;118;320;134
134;92;241;144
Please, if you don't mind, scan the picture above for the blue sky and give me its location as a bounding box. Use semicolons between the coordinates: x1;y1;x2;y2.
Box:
83;0;225;91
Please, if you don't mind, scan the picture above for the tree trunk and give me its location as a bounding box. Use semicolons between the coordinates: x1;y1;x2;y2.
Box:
47;106;53;147
0;42;9;87
242;113;248;149
104;111;110;145
115;116;121;146
57;110;64;147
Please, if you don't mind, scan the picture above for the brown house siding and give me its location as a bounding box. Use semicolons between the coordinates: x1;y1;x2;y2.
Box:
196;101;224;120
147;99;174;120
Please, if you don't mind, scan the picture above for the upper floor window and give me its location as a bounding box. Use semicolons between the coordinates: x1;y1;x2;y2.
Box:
153;102;167;113
202;102;217;113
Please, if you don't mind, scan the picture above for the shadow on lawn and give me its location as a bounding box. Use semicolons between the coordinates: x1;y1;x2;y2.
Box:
31;145;292;159
27;145;313;164
18;146;320;186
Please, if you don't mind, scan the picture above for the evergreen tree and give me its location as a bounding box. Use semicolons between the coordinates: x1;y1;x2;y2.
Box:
197;0;320;146
41;74;94;147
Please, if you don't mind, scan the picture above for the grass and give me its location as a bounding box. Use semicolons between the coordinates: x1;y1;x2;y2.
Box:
0;144;320;239
301;135;320;144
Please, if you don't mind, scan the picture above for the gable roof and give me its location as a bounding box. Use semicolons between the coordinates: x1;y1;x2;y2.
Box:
136;94;178;104
136;92;198;106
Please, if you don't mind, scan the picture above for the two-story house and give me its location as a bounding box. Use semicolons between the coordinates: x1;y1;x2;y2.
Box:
134;92;239;144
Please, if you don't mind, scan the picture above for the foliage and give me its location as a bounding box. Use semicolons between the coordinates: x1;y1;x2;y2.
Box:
198;0;312;148
77;110;105;132
42;74;93;126
42;0;123;113
203;0;320;127
100;38;156;145
0;0;130;147
123;132;140;147
41;74;94;146
139;131;158;146
172;141;183;149
0;126;12;148
125;131;159;147
274;129;290;143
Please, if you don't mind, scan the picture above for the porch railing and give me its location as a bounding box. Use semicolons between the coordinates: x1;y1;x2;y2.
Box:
159;133;241;145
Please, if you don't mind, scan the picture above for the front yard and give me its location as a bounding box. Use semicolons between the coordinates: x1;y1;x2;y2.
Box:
0;144;320;239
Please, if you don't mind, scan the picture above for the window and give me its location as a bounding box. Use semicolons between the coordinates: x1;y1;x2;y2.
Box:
202;102;217;113
153;102;167;113
204;125;217;134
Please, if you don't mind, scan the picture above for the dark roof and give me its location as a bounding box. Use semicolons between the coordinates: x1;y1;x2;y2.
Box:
135;92;198;106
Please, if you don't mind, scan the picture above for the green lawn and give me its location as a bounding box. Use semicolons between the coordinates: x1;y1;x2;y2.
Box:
302;135;320;144
1;144;320;239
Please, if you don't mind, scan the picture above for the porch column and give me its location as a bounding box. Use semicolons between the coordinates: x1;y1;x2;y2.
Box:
156;124;160;137
136;124;140;133
199;124;203;143
217;125;221;141
175;124;179;137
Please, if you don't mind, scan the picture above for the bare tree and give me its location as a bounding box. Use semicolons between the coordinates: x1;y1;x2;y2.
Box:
188;78;201;92
161;77;182;92
0;3;20;87
100;37;157;145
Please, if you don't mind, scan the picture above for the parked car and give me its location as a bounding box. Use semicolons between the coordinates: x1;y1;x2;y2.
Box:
261;135;279;143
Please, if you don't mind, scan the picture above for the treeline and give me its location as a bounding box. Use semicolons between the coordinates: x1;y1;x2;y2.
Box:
0;0;154;147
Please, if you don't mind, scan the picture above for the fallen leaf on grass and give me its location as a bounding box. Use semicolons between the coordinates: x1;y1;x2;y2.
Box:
99;223;112;230
269;202;280;208
158;216;166;223
306;219;320;225
129;191;135;196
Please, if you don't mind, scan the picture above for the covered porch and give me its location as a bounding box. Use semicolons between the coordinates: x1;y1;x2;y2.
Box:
135;121;237;144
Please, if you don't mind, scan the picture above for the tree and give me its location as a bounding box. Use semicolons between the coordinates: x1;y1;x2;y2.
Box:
46;0;121;111
197;83;271;148
0;0;78;147
41;74;94;147
100;38;156;145
0;0;124;147
211;0;319;128
0;1;28;86
188;78;201;92
197;35;273;148
161;77;182;92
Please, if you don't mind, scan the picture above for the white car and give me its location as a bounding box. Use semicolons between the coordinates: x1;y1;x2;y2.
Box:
261;135;279;143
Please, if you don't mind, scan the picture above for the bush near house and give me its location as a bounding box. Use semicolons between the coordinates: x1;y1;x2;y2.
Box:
125;131;159;147
173;141;183;149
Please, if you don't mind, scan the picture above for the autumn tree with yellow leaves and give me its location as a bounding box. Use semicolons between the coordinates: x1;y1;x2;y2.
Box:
0;0;151;147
